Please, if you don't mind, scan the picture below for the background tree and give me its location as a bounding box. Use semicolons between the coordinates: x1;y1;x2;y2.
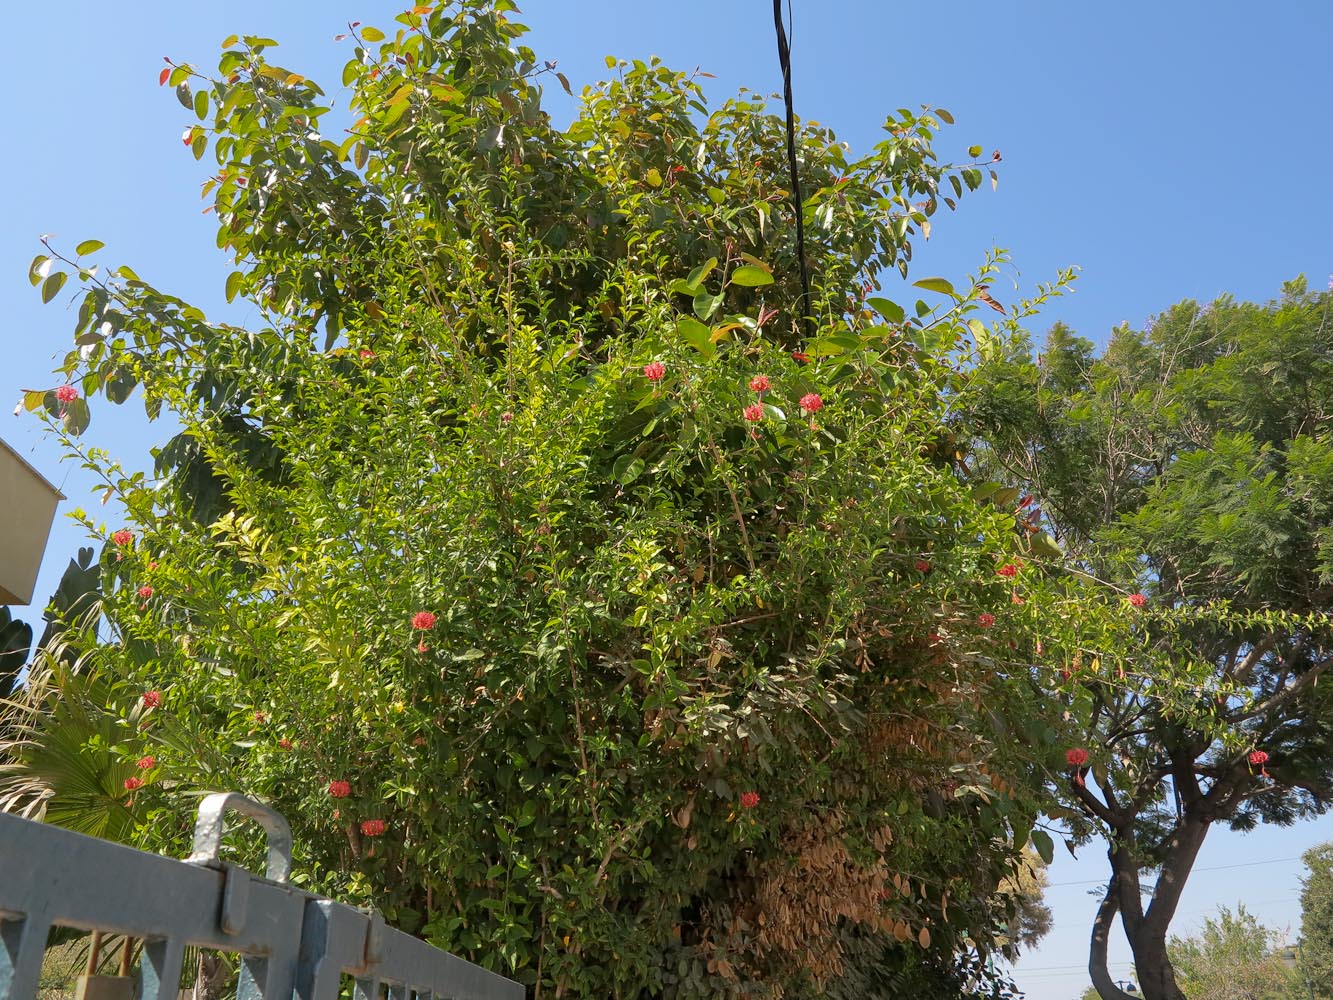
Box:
1298;841;1333;996
1167;904;1300;1000
972;279;1333;1000
6;2;1210;997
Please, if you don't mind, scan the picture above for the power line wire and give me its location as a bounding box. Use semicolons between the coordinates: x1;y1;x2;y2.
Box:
1046;855;1301;888
771;0;813;342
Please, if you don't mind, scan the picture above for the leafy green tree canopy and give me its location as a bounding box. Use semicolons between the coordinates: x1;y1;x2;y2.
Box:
973;279;1333;1000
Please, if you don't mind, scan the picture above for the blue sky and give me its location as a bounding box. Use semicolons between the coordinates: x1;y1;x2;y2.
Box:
5;3;1331;998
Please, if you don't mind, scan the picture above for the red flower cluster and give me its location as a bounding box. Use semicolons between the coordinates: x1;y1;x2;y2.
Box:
914;559;931;573
253;711;266;723
1248;750;1269;766
799;393;823;414
748;374;771;393
997;564;1017;578
1128;593;1147;607
739;791;760;809
123;777;144;791
977;613;995;628
328;780;351;799
136;755;156;770
412;611;436;631
743;403;764;422
501;411;513;424
643;361;666;382
112;530;134;547
142;690;162;709
54;385;79;403
1065;748;1089;767
790;350;810;364
137;585;154;599
360;819;386;837
279;738;293;749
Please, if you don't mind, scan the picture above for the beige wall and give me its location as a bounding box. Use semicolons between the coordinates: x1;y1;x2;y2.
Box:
0;438;63;605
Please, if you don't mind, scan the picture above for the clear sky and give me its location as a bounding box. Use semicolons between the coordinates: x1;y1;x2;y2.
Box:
5;4;1332;998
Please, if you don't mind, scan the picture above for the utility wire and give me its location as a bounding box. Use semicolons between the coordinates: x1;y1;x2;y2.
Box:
1045;855;1301;888
771;0;813;341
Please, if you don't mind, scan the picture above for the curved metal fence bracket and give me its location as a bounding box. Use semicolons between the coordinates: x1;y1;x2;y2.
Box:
186;791;294;884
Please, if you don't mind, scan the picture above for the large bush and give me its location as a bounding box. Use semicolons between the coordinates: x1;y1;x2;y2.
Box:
10;3;1190;996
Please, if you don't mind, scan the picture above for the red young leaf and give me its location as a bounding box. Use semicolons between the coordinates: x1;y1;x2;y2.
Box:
159;68;170;86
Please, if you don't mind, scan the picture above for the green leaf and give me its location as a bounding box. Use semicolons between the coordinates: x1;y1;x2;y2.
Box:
22;390;45;412
935;108;954;125
74;240;105;257
61;398;91;437
1030;829;1054;866
221;34;238;49
105;371;138;405
192;131;207;160
28;255;50;286
611;454;645;485
1030;533;1064;560
912;277;956;296
729;265;774;287
866;297;905;324
556;71;572;96
176;82;193;110
677;317;715;358
692;289;723;321
361;26;386;42
225;271;246;303
968;144;982;158
41;271;67;304
685;257;717;291
194;87;209;120
645;168;663;188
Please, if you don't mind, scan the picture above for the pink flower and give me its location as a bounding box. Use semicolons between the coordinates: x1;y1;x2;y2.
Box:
643;361;666;382
1128;593;1147;607
914;559;931;573
791;351;810;364
799;393;823;414
977;613;995;628
253;711;266;723
1065;748;1089;767
135;755;156;770
417;640;430;653
142;690;162;709
997;563;1017;578
743;403;764;422
279;738;293;749
328;780;351;799
137;585;154;600
360;819;386;837
749;375;771;393
412;611;436;631
54;385;79;403
1011;592;1025;605
501;411;513;424
123;776;145;791
1248;749;1269;780
358;348;375;360
739;791;760;809
112;530;134;547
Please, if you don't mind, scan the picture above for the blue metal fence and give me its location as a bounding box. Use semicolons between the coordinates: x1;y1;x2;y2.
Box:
0;793;522;1000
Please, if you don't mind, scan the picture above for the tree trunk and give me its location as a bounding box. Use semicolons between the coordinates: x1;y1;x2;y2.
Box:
1090;877;1135;1000
1127;930;1186;1000
1119;817;1211;1000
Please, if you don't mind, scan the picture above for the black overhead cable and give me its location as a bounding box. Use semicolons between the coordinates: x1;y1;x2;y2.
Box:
772;0;813;341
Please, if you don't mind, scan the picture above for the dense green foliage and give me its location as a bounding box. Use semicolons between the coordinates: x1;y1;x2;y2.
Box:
1299;842;1333;996
6;3;1218;997
973;280;1333;1000
1167;905;1301;1000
